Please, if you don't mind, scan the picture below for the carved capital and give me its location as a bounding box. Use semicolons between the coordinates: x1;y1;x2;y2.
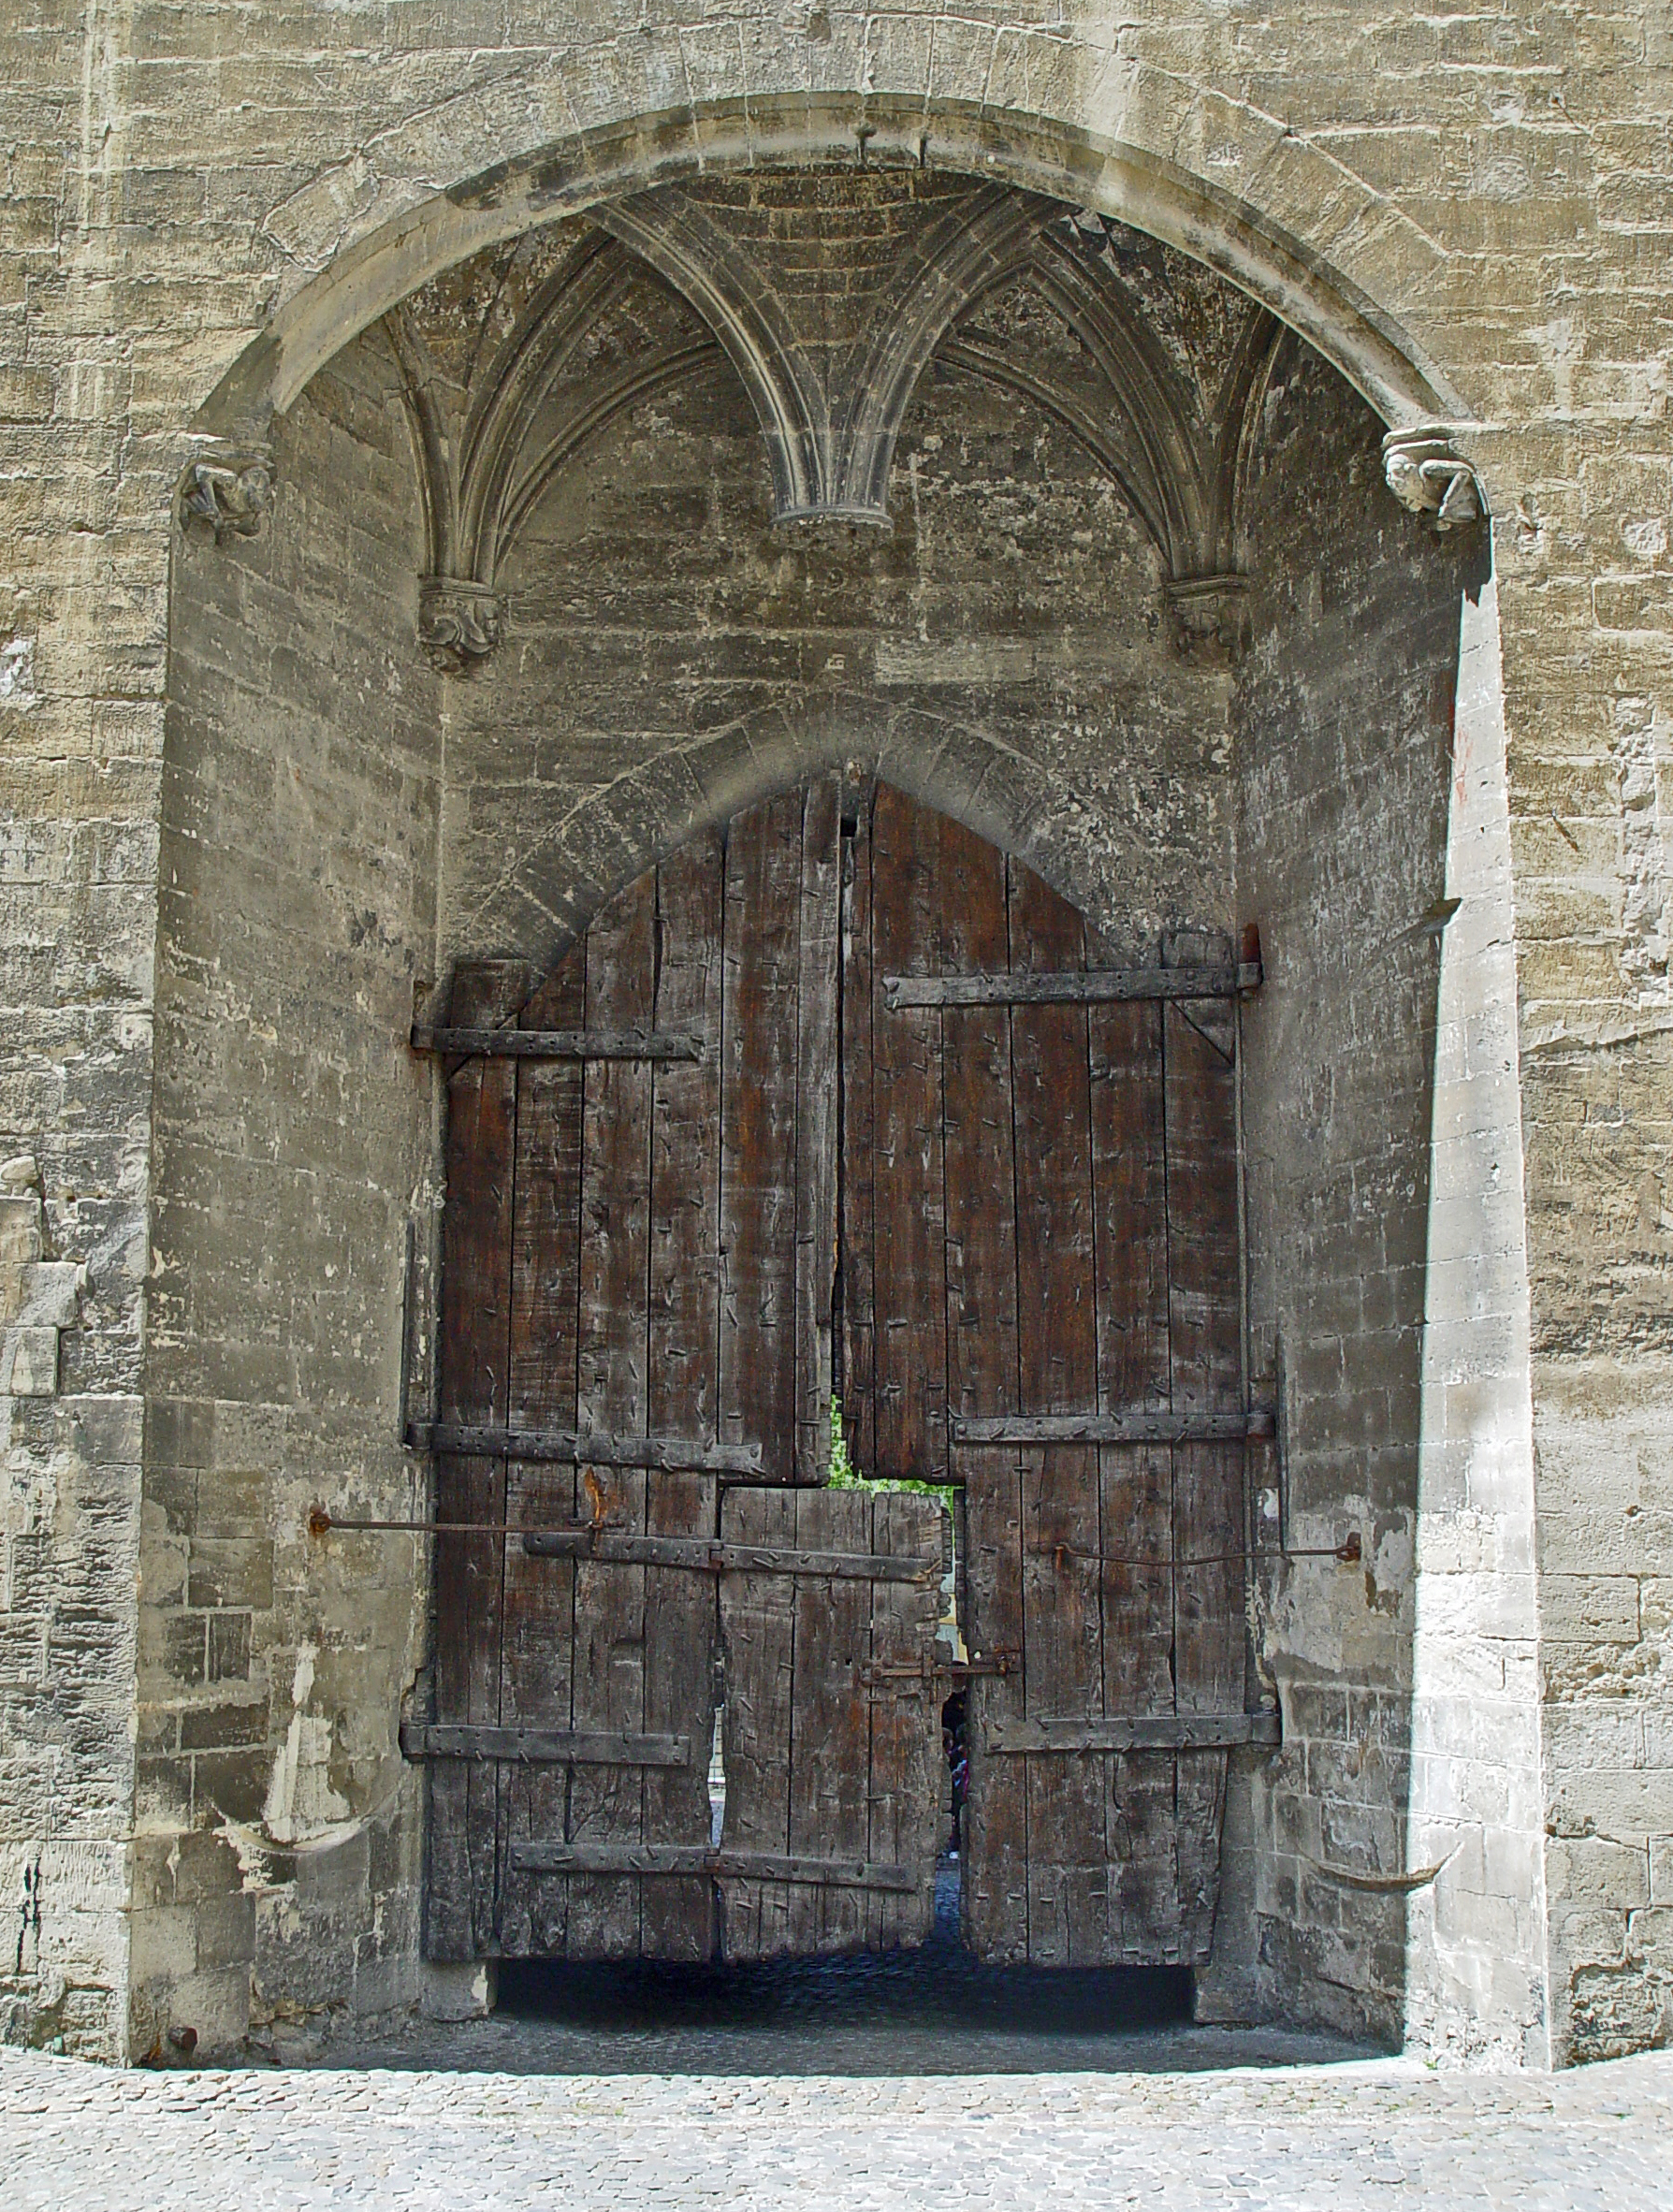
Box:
1167;574;1248;667
178;448;275;544
419;579;503;672
1382;424;1486;532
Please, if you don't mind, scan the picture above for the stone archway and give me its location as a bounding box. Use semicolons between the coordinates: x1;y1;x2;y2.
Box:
140;137;1540;2066
198;92;1470;446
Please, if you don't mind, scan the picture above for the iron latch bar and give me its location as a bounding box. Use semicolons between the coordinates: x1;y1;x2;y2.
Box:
984;1711;1282;1754
508;1841;919;1891
949;1407;1275;1446
521;1527;939;1583
881;960;1261;1011
405;1420;763;1474
411;1025;703;1062
859;1649;1019;1690
400;1723;691;1768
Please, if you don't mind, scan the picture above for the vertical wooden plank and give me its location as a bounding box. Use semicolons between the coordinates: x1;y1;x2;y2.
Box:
869;783;947;1483
717;1488;796;1960
787;1488;870;1954
936;808;1027;1963
719;789;805;1477
496;947;586;1958
429;958;528;1960
839;804;875;1477
567;868;658;1958
642;833;726;1961
794;777;841;1484
1089;966;1179;1961
1009;860;1106;1968
1164;936;1244;1961
865;1490;943;1952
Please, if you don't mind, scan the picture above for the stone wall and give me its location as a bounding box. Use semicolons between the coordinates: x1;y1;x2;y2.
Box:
1;0;1669;2065
1227;340;1546;2061
135;329;443;2058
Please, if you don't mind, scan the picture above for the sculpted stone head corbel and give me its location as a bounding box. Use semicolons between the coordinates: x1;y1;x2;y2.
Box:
417;579;503;674
1382;424;1487;532
177;442;276;544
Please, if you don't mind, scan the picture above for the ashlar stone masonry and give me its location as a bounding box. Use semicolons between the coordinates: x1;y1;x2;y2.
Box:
0;2;1669;2073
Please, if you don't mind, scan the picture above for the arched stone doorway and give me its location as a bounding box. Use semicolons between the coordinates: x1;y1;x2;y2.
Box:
139;138;1535;2062
414;775;1260;1972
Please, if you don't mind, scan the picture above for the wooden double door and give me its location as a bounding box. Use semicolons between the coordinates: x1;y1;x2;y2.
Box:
414;778;1259;1969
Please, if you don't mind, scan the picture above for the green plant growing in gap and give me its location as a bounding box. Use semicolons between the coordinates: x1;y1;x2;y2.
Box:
827;1397;955;1512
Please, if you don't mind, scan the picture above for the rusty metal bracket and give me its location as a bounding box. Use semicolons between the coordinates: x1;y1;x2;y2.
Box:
859;1648;1020;1694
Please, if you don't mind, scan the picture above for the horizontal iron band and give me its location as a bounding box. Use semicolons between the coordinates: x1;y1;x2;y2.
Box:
408;1421;763;1474
950;1408;1274;1446
509;1842;918;1892
881;961;1260;1011
984;1712;1282;1755
412;1026;703;1062
521;1529;938;1582
400;1724;690;1768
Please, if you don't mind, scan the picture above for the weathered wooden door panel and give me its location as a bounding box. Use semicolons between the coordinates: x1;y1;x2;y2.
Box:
428;957;528;1963
867;782;950;1490
497;946;586;1959
932;811;1027;1963
718;1487;944;1961
565;866;658;1959
424;776;1251;1972
719;783;839;1488
1011;864;1107;1969
838;784;1252;1969
642;834;727;1962
425;779;945;1965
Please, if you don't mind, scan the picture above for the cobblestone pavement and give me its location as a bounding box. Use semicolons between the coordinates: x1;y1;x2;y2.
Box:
5;2043;1672;2211
6;1884;1670;2209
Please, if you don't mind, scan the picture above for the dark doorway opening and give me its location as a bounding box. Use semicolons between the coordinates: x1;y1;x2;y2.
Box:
493;1866;1195;2074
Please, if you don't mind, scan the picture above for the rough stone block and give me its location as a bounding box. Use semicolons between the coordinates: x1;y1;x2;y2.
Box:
1651;1836;1673;1904
206;1610;252;1682
185;1538;273;1612
179;1697;269;1753
189;1749;268;1826
0;1327;58;1395
1542;1576;1643;1642
128;1904;196;1986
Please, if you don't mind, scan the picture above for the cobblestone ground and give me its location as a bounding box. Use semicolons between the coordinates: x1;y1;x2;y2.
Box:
7;1882;1671;2209
5;2044;1672;2210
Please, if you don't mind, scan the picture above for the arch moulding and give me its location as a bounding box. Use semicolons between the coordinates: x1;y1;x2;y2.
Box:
197;91;1476;461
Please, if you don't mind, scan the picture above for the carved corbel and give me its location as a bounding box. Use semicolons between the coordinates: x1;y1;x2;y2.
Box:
1167;575;1249;668
178;449;275;544
1382;424;1486;532
418;578;503;674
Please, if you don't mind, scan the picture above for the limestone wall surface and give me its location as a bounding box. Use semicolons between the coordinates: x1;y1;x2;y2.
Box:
138;329;443;2058
0;0;1668;2063
1229;339;1547;2062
